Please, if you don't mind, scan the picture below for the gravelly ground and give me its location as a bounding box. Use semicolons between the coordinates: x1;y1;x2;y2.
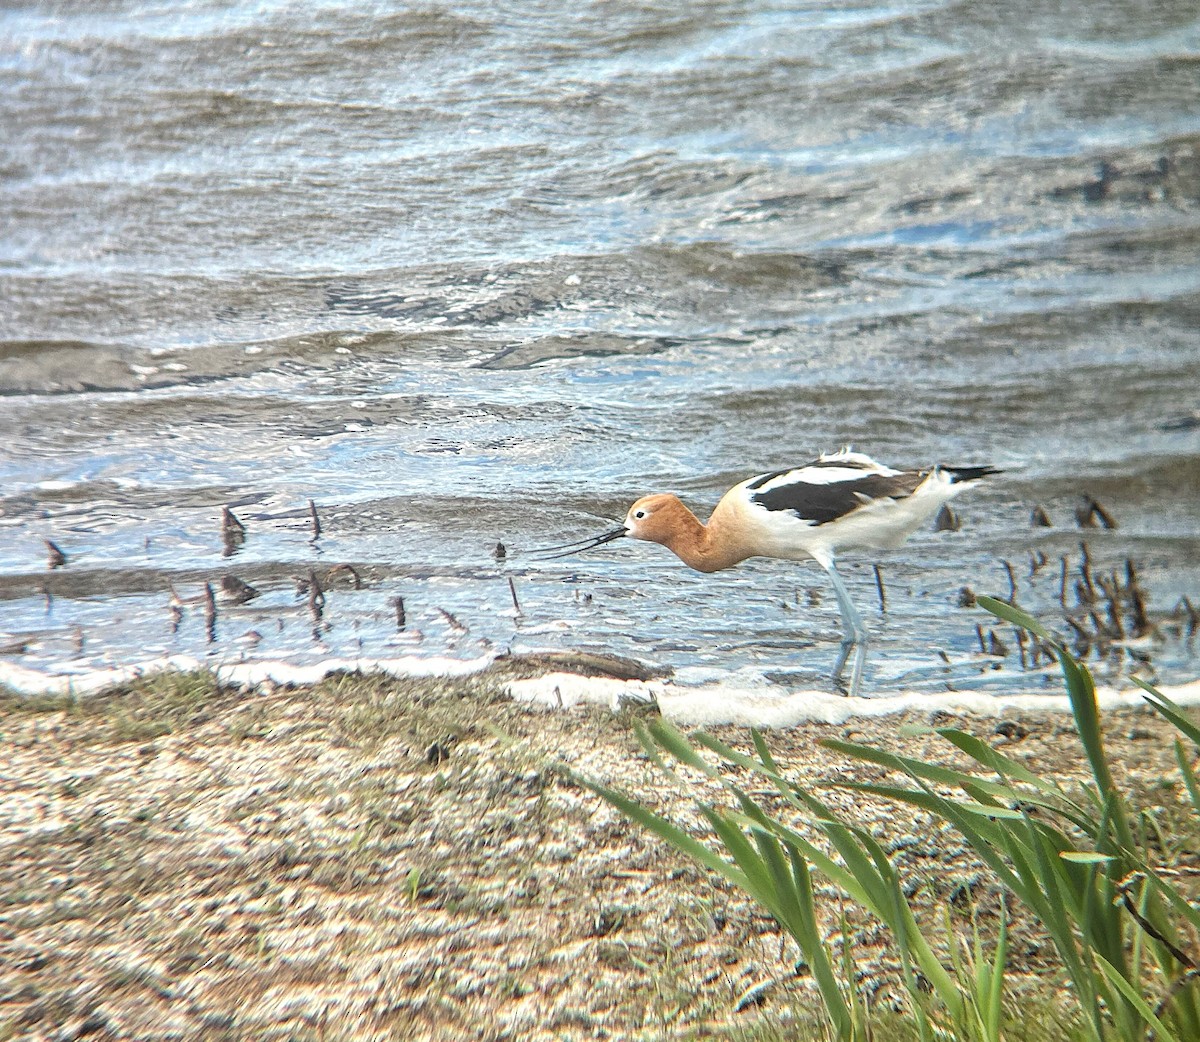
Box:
0;662;1194;1041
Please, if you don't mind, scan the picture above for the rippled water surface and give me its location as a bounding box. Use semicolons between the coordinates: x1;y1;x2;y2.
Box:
3;0;1199;693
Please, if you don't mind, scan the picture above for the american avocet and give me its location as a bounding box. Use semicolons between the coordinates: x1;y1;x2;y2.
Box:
539;449;998;697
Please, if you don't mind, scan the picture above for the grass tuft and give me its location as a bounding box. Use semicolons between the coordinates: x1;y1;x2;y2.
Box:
585;597;1200;1042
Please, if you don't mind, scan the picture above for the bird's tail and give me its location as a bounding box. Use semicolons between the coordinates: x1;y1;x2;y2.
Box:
942;465;1001;483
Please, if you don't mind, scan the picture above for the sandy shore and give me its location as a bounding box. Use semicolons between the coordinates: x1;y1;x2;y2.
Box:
1;660;1195;1041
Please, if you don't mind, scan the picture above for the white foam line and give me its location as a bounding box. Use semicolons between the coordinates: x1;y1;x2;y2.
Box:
507;673;1200;727
0;656;207;697
214;655;497;688
5;656;1200;728
0;654;497;697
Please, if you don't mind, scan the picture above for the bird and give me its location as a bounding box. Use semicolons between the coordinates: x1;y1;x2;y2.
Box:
538;449;998;697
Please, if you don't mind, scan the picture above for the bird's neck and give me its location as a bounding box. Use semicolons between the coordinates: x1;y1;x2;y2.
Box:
661;504;749;573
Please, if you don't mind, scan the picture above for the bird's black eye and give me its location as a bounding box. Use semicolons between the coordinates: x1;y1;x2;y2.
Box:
634;509;646;520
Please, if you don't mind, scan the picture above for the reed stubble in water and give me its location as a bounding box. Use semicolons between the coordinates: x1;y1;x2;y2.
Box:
2;0;1198;692
44;539;66;569
221;507;246;558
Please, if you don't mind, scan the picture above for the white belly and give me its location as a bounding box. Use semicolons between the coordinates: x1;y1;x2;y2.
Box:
727;469;964;565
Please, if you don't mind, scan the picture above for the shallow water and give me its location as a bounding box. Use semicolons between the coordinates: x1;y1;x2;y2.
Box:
2;0;1199;694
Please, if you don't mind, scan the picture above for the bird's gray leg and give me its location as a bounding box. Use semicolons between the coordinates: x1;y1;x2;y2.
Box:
821;558;869;697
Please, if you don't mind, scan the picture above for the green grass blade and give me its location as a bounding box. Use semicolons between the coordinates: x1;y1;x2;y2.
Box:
840;780;1028;821
1175;739;1200;817
699;805;780;909
819;737;1007;791
1138;870;1200;946
830;778;1089;906
789;790;909;911
752;824;840;973
978;595;1054;641
1060;851;1117;865
576;775;749;892
630;716;672;770
819;738;1095;831
630;717;709;787
781;791;957;998
1057;649;1122;808
751;727;781;773
1020;821;1109;1036
935;728;1069;793
782;845;856;1039
800;810;963;1015
750;824;811;937
590;618;1200;1042
1139;680;1200;749
706;810;858;1040
694;732;807;809
733;812;886;912
1094;952;1182;1042
980;595;1123;825
644;717;715;773
986;909;1008;1042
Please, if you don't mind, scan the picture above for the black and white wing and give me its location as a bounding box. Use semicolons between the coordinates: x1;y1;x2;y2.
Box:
744;451;925;526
